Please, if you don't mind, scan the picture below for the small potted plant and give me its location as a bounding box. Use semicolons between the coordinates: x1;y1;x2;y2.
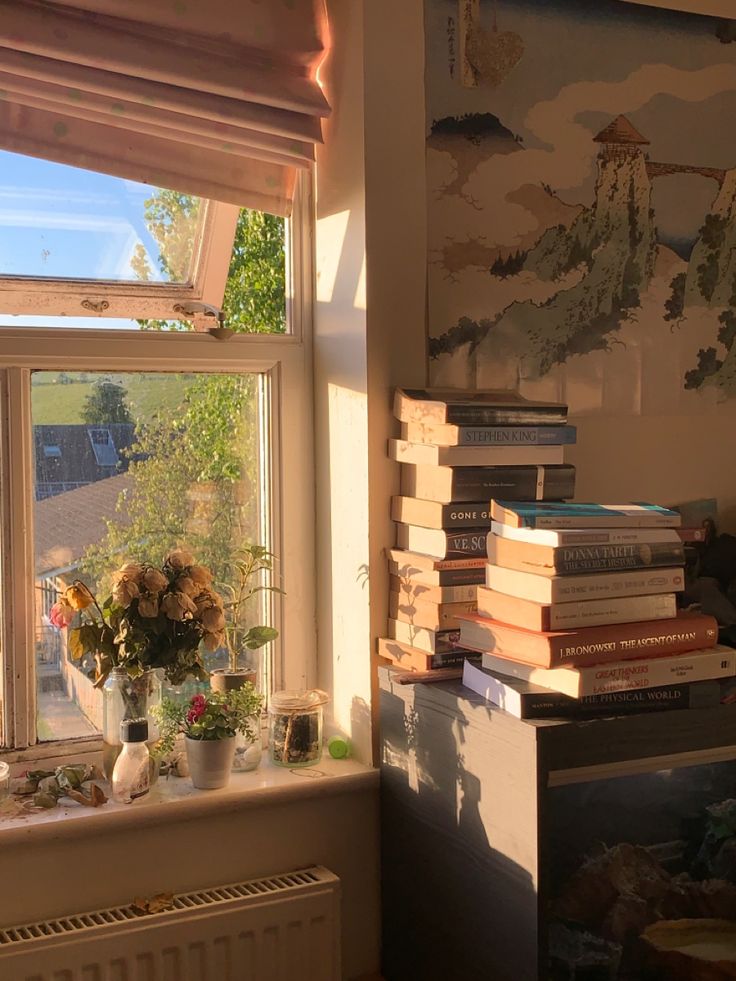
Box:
153;686;264;790
210;544;281;695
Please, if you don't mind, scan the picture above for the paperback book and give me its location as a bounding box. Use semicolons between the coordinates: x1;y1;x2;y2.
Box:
389;575;478;604
378;638;478;672
388;618;463;655
389;592;478;630
484;563;685;604
479;645;736;698
391;497;492;530
457;610;718;669
462;660;723;720
490;501;681;529
396;525;488;560
490;521;682;548
487;534;685;577
400;422;577;447
389;439;564;468
476;585;678;632
393;388;568;427
401;463;576;504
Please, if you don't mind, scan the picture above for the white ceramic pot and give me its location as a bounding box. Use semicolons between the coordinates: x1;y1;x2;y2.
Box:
185;735;236;790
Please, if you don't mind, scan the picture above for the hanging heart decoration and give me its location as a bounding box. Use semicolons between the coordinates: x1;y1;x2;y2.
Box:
466;27;524;87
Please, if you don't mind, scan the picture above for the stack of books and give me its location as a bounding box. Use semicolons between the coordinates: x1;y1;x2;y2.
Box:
378;388;575;675
460;501;736;718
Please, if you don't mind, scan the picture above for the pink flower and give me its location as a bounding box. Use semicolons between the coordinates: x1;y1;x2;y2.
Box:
186;694;207;724
49;600;74;628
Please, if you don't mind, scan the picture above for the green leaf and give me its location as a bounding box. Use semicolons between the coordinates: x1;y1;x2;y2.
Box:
68;628;84;662
244;625;278;649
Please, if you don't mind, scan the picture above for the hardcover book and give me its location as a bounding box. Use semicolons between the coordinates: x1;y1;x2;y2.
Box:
479;645;736;698
389;439;564;468
485;564;685;604
490;521;682;548
491;500;681;529
390;592;478;630
401;463;576;504
457;610;718;669
389;575;478;604
476;585;678;632
487;533;685;577
462;660;722;721
396;525;488;560
400;422;577;447
391;497;492;530
378;637;478;672
393;388;568;427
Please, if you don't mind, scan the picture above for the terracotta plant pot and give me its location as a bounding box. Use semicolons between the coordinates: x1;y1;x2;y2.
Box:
209;669;256;694
185;735;236;790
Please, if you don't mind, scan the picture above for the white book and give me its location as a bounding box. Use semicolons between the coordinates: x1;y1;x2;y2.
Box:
480;645;736;699
485;563;685;604
490;521;681;548
389;439;563;467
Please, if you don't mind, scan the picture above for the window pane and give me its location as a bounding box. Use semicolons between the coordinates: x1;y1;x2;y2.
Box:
0;151;203;284
32;370;270;741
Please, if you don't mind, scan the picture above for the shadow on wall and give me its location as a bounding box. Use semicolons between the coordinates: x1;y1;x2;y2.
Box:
379;675;536;981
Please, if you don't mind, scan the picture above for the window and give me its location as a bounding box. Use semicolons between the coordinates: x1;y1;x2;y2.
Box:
0;151;239;324
0;163;315;755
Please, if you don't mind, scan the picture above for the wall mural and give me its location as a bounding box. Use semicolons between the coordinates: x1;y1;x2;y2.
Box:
426;0;736;415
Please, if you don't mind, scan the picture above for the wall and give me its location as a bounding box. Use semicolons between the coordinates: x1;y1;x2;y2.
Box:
425;0;736;525
314;0;427;762
0;781;380;980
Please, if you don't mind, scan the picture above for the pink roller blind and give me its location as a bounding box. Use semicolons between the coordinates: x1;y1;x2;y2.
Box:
0;0;330;215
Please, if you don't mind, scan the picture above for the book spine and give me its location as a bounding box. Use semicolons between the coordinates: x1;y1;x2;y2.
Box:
457;425;576;446
551;542;685;574
550;568;685;602
580;650;735;696
549;615;718;667
441;504;492;528
444;529;488;559
449;466;575;502
445;406;567;425
520;682;719;719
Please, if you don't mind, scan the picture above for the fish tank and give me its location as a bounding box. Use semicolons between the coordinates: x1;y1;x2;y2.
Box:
546;760;736;979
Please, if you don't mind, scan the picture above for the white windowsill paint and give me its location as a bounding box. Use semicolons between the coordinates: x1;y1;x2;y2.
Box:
0;757;377;845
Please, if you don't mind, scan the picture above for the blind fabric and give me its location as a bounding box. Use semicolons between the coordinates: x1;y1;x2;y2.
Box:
0;0;330;215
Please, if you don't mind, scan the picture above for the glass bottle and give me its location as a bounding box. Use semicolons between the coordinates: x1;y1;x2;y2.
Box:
102;667;162;780
112;718;151;804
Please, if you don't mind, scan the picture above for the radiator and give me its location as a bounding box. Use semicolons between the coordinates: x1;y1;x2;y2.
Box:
0;866;341;981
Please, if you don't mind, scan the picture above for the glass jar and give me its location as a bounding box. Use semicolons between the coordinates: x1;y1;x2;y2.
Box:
102;667;162;780
0;761;9;801
268;689;328;768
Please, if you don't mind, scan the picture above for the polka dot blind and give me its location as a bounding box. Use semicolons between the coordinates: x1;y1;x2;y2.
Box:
0;0;330;216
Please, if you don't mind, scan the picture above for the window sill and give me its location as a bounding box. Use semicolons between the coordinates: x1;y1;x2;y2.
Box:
0;757;378;845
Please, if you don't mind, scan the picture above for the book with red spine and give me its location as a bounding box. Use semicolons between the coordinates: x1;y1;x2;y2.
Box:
456;610;718;669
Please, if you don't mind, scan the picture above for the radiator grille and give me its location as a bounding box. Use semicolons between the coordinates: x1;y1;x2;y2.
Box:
0;866;331;948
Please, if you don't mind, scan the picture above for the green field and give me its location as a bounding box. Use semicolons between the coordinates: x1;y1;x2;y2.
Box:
31;372;191;424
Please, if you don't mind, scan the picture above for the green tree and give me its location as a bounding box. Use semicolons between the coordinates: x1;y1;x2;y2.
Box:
83;191;283;630
81;380;132;425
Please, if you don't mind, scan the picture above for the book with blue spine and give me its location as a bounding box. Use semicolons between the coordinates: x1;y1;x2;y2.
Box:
491;501;681;529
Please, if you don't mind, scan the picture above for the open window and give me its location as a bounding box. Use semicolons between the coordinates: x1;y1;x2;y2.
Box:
0;151;239;325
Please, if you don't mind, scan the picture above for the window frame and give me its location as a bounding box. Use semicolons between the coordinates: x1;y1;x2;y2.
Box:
0;177;316;759
0;198;240;321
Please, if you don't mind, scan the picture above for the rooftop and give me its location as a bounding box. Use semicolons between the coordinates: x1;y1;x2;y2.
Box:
35;473;132;576
593;115;650;146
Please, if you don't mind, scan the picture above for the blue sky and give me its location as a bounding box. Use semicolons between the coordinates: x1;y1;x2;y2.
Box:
0;150;180;282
